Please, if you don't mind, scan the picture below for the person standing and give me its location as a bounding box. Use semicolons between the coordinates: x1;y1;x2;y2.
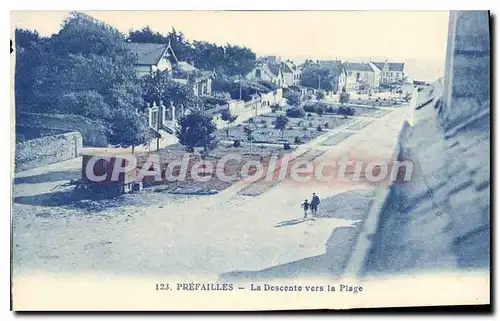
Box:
311;192;320;219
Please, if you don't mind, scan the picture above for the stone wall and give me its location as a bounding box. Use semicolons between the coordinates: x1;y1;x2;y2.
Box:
15;131;83;172
17;113;109;147
348;11;490;275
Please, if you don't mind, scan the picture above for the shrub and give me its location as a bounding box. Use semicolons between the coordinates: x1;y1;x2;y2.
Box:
263;124;268;128
302;126;308;131
260;119;266;124
287;126;294;130
233;140;241;147
324;122;329;129
303;104;317;113
283;143;292;150
248;117;254;124
270;103;281;113
309;122;313;127
307;112;313;119
317;125;322;132
337;106;355;117
294;136;303;144
286;106;306;118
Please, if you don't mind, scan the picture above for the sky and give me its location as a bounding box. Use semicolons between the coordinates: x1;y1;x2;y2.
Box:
11;11;450;80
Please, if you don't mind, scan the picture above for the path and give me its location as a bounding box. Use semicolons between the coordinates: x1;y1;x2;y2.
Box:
12;105;411;281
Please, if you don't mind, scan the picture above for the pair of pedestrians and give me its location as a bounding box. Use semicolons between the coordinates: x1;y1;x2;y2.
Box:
301;192;320;220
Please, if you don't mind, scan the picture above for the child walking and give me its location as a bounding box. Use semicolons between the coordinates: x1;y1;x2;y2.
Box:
301;199;310;220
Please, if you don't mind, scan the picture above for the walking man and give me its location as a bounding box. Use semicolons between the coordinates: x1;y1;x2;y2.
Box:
311;192;320;219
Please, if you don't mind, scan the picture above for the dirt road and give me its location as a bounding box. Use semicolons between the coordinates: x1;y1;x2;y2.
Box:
12;106;410;281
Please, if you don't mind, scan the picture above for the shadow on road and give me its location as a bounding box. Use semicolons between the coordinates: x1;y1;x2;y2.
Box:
14;169;80;185
219;254;339;282
13;188;141;213
274;217;307;228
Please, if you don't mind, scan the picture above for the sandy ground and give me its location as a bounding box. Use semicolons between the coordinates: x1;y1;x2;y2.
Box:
12;106;410;281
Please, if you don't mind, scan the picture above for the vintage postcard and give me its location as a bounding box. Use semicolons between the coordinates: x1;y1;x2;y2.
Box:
11;10;490;311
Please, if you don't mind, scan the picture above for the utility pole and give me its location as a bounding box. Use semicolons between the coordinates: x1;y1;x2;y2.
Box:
239;74;242;101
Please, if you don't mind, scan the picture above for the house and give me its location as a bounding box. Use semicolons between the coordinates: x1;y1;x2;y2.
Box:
260;88;285;107
316;60;347;94
172;60;216;97
372;60;406;85
344;62;381;90
126;42;176;77
246;62;285;87
281;60;301;87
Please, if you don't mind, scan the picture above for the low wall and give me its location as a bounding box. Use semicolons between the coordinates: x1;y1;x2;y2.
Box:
15;131;83;172
17;113;109;147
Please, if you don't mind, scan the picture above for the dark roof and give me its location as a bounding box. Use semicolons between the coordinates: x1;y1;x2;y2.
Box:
317;60;342;66
267;63;281;77
344;62;375;72
126;42;168;66
372;61;405;72
281;61;295;73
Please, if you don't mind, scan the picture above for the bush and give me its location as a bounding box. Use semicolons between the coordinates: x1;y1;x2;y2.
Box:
283;143;292;150
303;104;317;113
233;140;241;147
317;125;322;132
287;126;294;130
337;106;355;117
324;122;329;129
286;106;306;118
248;117;254;124
307;112;313;119
263;124;268;128
302;126;308;131
260;119;266;124
294;136;303;144
270;103;281;113
309;122;313;127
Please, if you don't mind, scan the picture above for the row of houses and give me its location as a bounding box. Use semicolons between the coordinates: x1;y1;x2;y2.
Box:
245;56;406;94
126;42;286;132
126;41;406;134
244;56;302;88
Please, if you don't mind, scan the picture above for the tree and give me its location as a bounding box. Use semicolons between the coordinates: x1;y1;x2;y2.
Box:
274;115;289;139
316;91;325;100
243;125;255;153
286;106;305;118
337;106;355;118
300;64;338;92
220;108;238;138
284;90;301;106
128;26;167;44
316;105;325;118
339;89;350;105
15;12;146;147
141;70;197;116
110;109;154;153
176;111;218;153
